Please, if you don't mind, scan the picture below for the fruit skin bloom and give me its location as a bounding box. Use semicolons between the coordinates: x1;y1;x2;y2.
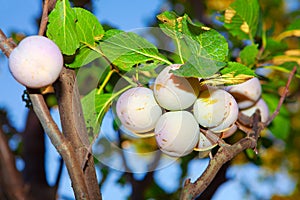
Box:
225;77;262;109
155;111;199;157
153;64;199;111
116;87;162;134
8;35;63;88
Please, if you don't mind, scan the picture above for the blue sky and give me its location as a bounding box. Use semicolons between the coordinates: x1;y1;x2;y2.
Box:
0;0;296;199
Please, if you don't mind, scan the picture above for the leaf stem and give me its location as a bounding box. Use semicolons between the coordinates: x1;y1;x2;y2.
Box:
97;69;116;95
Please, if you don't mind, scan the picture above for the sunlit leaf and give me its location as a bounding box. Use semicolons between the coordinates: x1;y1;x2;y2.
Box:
74;7;104;46
157;11;228;78
202;62;255;86
221;62;256;76
98;30;171;71
66;46;101;68
221;0;260;40
239;44;259;66
81;89;112;140
82;86;132;141
47;0;79;55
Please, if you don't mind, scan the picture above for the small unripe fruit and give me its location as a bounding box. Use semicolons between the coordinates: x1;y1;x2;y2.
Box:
193;88;238;132
153;64;199;110
116;87;162;134
155;111;199;157
240;98;269;123
8;35;63;88
226;77;262;109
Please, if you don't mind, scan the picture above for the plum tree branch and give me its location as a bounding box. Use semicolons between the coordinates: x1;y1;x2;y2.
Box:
180;111;262;200
28;92;90;200
0;29;90;199
53;67;102;200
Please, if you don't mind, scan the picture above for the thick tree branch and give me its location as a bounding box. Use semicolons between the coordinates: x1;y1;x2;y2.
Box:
0;128;27;200
38;2;101;197
0;30;90;200
29;93;90;199
53;67;102;200
180;115;260;200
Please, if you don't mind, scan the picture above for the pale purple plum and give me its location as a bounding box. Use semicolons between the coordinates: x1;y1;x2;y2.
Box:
9;35;63;88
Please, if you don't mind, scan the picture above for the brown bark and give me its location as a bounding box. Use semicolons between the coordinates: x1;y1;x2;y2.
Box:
54;67;101;200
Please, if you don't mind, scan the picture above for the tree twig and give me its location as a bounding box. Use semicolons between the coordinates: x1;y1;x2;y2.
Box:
29;93;90;199
0;29;16;56
265;66;297;126
38;0;50;36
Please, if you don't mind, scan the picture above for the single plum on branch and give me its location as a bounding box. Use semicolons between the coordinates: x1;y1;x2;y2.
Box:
8;35;63;88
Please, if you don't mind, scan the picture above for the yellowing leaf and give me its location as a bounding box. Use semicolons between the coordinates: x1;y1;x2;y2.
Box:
276;30;300;41
285;49;300;56
224;8;236;23
201;73;253;86
221;0;259;40
240;21;250;34
207;0;234;11
272;55;300;65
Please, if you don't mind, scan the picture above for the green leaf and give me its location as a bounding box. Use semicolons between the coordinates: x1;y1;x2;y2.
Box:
287;18;300;31
73;7;104;46
66;46;101;68
263;93;290;140
201;62;255;86
81;85;132;141
173;55;226;78
221;62;256;76
99;30;171;71
47;0;79;55
157;11;228;78
82;89;113;141
222;0;260;40
264;38;288;56
239;44;259;66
